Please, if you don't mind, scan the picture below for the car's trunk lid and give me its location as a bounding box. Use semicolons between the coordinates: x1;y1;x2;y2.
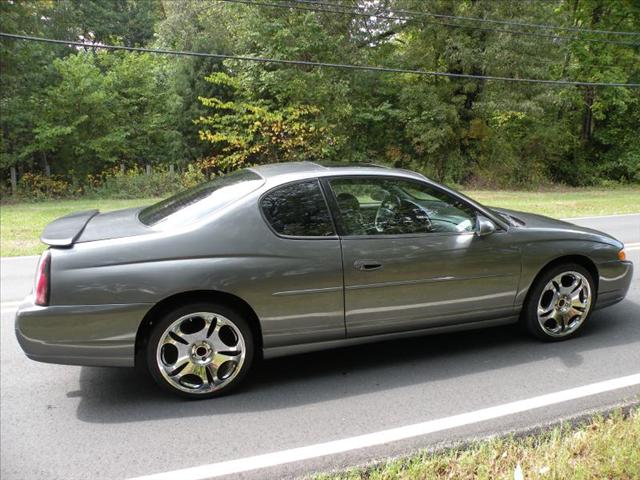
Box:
41;209;99;246
41;208;151;246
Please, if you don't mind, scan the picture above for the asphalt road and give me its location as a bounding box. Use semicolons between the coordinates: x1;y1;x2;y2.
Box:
1;214;639;480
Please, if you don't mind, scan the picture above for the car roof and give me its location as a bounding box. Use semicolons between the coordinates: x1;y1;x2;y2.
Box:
249;161;427;184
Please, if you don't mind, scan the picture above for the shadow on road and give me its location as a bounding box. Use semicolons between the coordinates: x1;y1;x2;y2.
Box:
71;300;640;423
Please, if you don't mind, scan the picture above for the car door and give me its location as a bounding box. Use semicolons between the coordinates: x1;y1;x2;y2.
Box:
324;175;521;337
258;178;346;347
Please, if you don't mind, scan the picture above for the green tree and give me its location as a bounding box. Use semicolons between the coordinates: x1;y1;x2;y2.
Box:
197;73;337;171
29;52;183;178
3;0;639;192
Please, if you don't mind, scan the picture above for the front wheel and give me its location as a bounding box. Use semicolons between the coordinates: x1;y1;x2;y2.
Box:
523;264;595;341
146;302;254;399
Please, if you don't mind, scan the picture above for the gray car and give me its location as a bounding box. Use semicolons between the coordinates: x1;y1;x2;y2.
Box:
15;162;633;398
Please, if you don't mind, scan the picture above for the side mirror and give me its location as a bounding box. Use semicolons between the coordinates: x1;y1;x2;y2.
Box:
476;216;496;237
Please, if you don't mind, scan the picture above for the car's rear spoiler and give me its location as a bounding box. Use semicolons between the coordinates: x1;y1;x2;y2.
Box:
41;209;99;247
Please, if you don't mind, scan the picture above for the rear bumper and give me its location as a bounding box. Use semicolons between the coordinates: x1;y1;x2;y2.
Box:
14;296;151;367
594;260;634;310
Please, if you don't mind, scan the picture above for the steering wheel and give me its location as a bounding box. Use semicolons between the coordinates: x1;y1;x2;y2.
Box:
374;194;401;233
375;194;433;233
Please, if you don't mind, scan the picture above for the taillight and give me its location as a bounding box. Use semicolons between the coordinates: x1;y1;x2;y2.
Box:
35;250;51;306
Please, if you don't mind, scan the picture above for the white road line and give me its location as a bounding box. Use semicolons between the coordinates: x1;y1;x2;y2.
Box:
0;255;39;261
0;301;21;314
1;301;21;308
626;242;640;251
562;212;640;221
127;373;640;480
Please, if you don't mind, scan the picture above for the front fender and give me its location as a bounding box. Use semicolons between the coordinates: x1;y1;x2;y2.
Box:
514;238;623;306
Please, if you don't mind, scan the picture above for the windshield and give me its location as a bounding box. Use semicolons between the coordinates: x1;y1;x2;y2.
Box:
139;169;264;228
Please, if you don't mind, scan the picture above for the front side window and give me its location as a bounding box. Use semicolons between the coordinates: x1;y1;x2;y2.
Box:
329;177;476;236
261;180;335;237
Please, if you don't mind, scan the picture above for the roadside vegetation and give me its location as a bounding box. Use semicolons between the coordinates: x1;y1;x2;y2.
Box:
2;1;640;196
0;198;156;257
317;408;640;480
2;186;638;257
1;1;639;256
467;187;640;219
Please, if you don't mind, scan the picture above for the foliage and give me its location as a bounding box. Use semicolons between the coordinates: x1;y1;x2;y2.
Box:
181;162;208;189
28;51;183;178
17;173;76;200
8;165;207;201
1;197;157;257
1;0;182;180
197;73;338;171
85;164;207;199
59;0;163;47
3;186;639;257
1;0;639;191
85;166;174;199
317;408;640;480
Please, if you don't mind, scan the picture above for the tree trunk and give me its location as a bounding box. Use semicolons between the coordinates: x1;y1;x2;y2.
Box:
10;166;17;195
581;87;595;142
42;151;50;176
580;4;603;143
560;0;580;81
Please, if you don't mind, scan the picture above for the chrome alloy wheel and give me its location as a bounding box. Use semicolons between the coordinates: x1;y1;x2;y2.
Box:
156;312;246;394
537;271;592;337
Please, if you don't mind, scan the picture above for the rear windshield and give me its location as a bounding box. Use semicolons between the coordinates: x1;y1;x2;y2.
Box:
139;169;264;228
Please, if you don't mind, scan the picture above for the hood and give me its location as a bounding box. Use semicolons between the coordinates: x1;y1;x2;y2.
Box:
491;207;622;247
491;207;574;229
41;207;152;247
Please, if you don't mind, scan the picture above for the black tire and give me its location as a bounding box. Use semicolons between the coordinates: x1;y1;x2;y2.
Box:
146;302;254;399
522;263;596;342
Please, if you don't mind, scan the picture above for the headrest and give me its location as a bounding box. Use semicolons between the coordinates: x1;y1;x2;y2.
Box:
336;192;360;211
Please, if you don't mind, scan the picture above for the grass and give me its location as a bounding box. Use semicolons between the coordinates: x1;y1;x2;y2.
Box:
317;408;640;480
0;198;157;257
466;187;640;219
1;186;639;257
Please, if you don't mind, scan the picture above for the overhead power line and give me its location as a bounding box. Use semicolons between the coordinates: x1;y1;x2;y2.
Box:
221;0;640;46
1;33;638;88
292;0;640;37
205;0;640;68
221;0;639;69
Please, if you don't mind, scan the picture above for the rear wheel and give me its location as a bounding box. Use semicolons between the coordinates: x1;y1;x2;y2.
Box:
146;302;254;399
523;263;595;341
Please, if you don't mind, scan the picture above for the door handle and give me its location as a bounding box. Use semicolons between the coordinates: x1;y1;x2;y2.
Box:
353;260;383;271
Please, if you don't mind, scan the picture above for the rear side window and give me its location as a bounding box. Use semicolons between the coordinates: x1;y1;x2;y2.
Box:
261;180;335;237
139;169;264;228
